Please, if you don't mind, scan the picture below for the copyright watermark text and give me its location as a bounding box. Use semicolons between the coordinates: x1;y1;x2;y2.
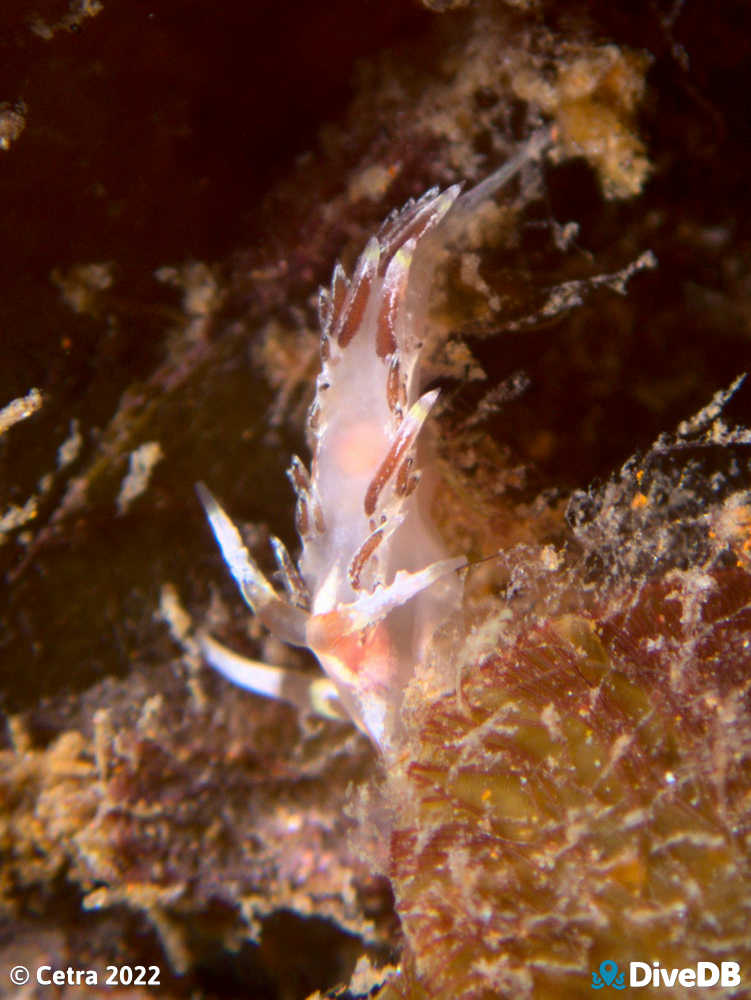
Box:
7;965;161;988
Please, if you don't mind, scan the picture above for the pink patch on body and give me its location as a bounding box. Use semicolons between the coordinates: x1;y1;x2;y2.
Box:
334;421;389;478
309;610;396;690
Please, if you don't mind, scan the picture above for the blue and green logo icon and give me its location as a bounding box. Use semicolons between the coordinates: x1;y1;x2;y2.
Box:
592;960;626;990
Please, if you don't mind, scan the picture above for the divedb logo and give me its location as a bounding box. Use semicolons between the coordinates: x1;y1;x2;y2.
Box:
591;960;742;990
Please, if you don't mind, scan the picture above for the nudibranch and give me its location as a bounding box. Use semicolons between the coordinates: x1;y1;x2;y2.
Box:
198;128;552;755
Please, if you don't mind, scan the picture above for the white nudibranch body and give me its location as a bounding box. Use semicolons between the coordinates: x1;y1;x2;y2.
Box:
198;129;552;754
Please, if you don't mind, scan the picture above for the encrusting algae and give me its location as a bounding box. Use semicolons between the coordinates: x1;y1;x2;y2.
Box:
363;382;751;999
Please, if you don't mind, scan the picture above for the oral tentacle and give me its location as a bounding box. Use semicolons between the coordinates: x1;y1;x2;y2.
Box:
196;482;308;647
